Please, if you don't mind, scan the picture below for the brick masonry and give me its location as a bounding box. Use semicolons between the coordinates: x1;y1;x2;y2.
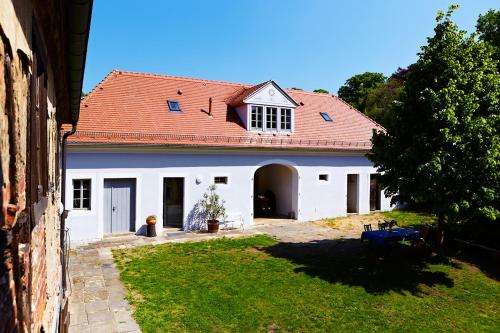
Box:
0;1;71;331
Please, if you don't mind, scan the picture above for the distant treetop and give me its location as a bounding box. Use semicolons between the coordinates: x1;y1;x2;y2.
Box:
313;89;330;94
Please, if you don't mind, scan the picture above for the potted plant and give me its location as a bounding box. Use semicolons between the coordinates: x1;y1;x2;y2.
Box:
146;215;157;225
200;184;226;233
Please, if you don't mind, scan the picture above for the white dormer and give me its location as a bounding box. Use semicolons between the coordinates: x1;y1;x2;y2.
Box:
232;81;299;133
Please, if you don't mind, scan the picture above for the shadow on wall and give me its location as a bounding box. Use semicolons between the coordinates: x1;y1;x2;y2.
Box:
185;201;206;232
259;239;456;295
135;224;147;236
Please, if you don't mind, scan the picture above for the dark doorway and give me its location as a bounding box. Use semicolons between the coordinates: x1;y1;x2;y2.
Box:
253;164;298;219
370;174;381;211
347;174;359;213
163;177;184;228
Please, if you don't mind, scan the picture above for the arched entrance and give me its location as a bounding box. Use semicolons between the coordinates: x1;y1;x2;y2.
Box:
253;164;298;219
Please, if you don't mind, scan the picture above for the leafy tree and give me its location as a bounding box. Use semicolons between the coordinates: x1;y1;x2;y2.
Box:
290;87;303;91
337;72;386;111
364;68;409;127
368;6;500;248
476;9;500;67
313;88;330;94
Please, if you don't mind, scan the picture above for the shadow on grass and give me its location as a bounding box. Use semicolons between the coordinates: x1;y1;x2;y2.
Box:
259;238;455;295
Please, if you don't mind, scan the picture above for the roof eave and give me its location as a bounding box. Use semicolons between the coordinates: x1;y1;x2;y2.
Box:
66;0;93;125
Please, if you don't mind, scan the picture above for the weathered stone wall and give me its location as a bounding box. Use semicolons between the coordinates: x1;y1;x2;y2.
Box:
1;0;65;332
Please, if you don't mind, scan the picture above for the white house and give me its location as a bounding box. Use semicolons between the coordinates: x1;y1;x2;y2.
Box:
65;70;391;241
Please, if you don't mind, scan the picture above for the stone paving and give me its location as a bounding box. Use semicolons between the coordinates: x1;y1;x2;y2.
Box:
68;246;140;333
68;220;351;332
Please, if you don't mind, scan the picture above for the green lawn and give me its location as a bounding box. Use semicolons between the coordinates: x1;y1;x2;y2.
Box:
381;210;437;228
114;235;500;332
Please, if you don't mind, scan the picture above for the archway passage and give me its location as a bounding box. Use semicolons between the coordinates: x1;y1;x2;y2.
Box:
253;164;298;219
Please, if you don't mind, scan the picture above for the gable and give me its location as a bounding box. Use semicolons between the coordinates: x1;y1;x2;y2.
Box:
243;81;298;108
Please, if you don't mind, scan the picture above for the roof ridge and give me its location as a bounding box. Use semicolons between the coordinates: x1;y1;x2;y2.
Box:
112;69;252;87
284;89;335;97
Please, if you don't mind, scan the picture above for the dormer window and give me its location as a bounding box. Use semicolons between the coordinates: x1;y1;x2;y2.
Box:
232;80;299;134
266;107;278;130
167;100;182;112
251;106;263;129
280;108;292;130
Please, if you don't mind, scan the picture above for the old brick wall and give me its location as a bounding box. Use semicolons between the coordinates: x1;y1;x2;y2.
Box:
1;0;65;332
0;25;19;332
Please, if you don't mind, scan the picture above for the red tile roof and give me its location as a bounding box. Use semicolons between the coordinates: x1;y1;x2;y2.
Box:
71;70;383;151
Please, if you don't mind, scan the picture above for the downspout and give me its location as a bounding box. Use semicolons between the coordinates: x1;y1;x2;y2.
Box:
55;123;76;333
60;123;77;289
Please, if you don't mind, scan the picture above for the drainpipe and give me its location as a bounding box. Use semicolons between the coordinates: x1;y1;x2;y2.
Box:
60;124;76;290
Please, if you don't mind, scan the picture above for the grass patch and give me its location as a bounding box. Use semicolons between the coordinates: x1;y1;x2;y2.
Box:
320;209;436;232
381;210;437;228
114;235;500;332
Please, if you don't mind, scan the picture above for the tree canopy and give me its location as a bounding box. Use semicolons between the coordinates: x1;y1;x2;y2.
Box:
337;72;386;111
313;88;330;94
368;6;500;233
476;9;500;68
363;68;409;127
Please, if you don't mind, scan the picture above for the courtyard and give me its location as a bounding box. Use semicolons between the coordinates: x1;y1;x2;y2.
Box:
68;211;500;332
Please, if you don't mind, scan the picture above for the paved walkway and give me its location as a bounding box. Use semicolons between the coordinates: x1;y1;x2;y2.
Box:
68;220;352;332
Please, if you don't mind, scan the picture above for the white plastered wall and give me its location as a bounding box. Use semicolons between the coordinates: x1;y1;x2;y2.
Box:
65;150;393;241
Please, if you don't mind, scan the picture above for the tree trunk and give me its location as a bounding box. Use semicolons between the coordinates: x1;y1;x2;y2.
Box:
436;212;445;256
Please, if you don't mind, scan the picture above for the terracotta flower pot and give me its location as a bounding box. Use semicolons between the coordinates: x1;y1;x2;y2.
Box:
207;220;219;233
146;216;157;225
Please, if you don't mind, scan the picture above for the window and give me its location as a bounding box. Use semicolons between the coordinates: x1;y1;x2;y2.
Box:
266;107;277;130
30;28;49;207
167;100;182;112
280;108;292;130
250;106;263;129
319;174;329;181
320;112;333;122
214;176;228;185
73;179;91;209
249;105;294;132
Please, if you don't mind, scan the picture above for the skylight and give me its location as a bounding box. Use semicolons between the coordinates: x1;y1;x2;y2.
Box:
320;112;333;122
167;100;182;112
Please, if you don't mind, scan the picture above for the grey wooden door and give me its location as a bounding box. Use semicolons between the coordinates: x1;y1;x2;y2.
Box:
104;179;136;233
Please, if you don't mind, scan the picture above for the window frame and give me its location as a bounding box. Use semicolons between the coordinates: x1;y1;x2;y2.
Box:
250;105;263;130
318;174;329;182
280;108;292;131
72;179;92;210
265;107;278;130
248;104;295;133
214;176;228;185
320;112;333;122
29;24;50;228
167;100;182;112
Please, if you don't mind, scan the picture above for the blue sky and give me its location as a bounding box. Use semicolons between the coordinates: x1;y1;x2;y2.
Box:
83;0;498;94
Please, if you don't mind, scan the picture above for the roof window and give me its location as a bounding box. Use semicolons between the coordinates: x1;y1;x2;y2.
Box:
167;100;182;112
320;112;333;122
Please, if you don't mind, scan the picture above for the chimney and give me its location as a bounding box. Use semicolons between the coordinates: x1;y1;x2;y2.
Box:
209;97;213;116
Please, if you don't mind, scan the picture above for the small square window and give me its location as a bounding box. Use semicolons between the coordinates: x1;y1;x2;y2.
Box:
320;112;333;122
319;174;329;181
214;176;228;184
72;179;91;209
167;100;182;112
